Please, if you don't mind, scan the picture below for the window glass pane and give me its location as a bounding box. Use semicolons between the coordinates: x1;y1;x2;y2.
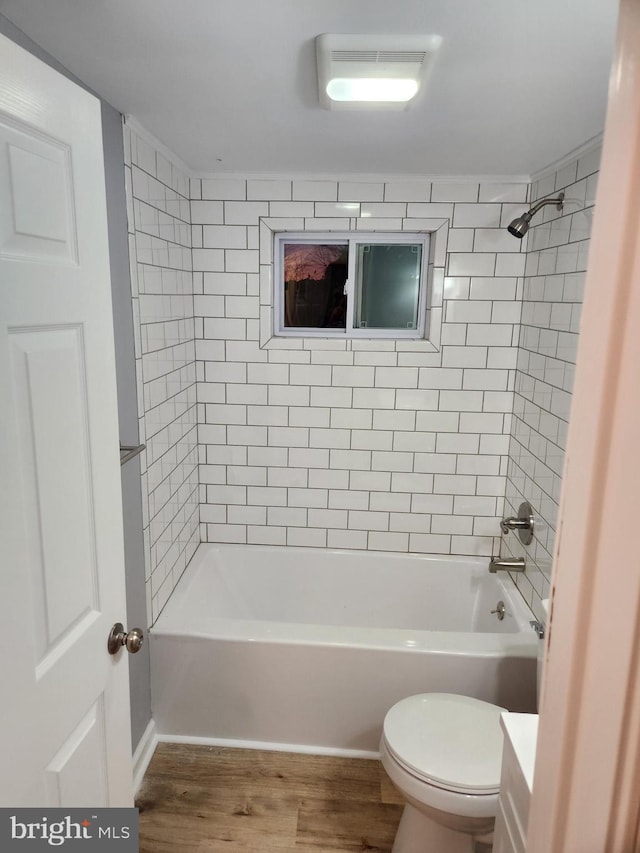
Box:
283;243;348;329
355;243;422;330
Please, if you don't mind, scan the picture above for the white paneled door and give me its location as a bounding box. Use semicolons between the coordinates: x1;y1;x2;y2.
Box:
0;34;133;805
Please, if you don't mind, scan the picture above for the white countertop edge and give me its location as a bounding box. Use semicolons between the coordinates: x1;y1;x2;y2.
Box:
500;711;539;792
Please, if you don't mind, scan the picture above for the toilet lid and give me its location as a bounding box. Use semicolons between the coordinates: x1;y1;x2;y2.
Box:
383;693;507;795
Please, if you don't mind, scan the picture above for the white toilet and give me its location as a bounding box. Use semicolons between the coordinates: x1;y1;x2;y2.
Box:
381;617;544;853
380;693;505;852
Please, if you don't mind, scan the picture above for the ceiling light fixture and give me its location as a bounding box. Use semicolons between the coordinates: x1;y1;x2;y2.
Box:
326;78;419;103
316;34;442;111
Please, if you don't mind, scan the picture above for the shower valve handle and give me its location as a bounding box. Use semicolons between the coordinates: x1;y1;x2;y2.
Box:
500;517;530;534
499;501;534;545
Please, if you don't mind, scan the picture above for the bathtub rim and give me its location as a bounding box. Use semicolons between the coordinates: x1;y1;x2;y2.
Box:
152;543;538;657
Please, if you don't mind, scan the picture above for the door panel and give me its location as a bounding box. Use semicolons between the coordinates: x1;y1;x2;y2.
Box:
10;326;98;666
0;118;77;263
45;700;108;807
0;32;133;807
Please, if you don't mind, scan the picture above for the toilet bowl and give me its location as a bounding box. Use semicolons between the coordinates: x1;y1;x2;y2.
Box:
380;693;507;853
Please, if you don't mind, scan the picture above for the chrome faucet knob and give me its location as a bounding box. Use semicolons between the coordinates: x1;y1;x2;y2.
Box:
491;600;506;620
501;516;529;531
499;501;534;545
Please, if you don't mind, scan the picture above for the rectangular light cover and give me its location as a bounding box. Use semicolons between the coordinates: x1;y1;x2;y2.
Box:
316;33;442;110
326;78;419;103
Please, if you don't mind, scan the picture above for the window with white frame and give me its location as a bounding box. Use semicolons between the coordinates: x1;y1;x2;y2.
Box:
273;232;430;338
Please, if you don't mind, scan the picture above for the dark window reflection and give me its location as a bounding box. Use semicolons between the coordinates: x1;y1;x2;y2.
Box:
283;243;348;329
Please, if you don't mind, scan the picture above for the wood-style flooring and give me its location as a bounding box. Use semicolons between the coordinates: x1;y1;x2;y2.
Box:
136;743;404;852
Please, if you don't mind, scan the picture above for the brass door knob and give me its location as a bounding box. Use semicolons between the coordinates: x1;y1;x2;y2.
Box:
107;622;144;655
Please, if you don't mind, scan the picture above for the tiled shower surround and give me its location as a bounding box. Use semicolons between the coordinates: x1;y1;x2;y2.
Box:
192;177;528;557
124;123;199;621
123;121;599;624
502;145;600;621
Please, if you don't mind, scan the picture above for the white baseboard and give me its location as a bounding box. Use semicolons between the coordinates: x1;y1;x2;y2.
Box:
132;719;158;795
155;732;380;761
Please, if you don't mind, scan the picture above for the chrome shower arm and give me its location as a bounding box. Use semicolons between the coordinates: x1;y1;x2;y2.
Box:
507;193;565;238
527;193;565;218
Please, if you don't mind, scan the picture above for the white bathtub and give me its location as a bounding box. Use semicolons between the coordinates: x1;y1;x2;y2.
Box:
151;544;538;756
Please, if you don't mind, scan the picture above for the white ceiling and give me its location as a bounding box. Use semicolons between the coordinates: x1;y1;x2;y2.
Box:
0;0;619;177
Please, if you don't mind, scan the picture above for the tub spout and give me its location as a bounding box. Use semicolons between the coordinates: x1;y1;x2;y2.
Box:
489;557;526;573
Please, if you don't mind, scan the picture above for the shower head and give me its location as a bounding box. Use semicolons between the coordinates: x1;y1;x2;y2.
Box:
507;193;565;239
508;212;534;238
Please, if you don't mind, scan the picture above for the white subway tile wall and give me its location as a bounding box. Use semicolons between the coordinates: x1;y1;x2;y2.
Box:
124;121;600;627
502;145;600;623
124;124;199;623
193;176;529;558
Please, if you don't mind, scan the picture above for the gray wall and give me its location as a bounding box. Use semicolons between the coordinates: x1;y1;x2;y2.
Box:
102;106;152;754
0;14;152;752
